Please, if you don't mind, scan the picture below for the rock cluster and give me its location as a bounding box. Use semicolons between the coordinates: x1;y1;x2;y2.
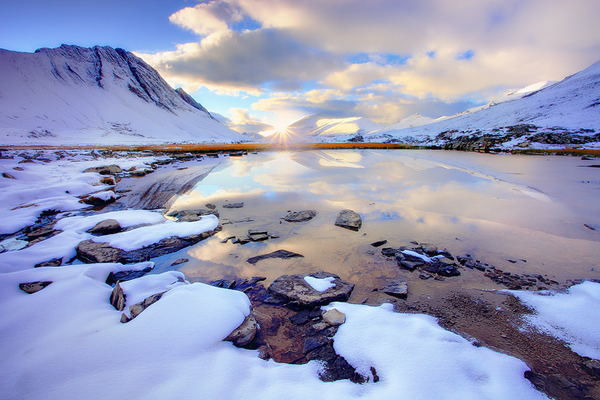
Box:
222;229;279;245
382;242;460;279
267;271;354;307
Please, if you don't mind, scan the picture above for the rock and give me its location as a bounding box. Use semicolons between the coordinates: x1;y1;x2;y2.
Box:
81;191;117;206
170;258;189;266
19;281;52;294
371;240;387;247
210;279;237;289
87;219;122;235
248;230;270;242
205;203;216;209
438;264;461;277
77;226;221;264
34;257;63;268
420;243;438;255
105;265;154;286
224;314;257;347
223;202;244;208
247;249;304;265
334;209;362;231
267;272;354;307
127;291;166;320
290;310;311;325
583;359;600;377
304;336;329;353
167;208;219;221
322;309;346;325
282;210;318;222
130;170;146;177
382;280;408;298
2;172;16;179
100;176;116;185
26;226;57;241
381;247;398;257
83;164;122;175
110;282;126;311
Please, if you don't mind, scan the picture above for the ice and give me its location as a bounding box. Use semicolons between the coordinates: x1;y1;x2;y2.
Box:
510;281;600;359
304;276;336;292
401;249;433;263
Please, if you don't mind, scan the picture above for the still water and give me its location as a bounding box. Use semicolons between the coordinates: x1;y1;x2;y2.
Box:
150;150;600;302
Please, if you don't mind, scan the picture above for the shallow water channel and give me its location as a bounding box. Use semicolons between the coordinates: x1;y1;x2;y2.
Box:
140;149;600;304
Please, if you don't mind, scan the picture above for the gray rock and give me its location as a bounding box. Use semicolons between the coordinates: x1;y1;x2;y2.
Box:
322;309;346;326
224;314;257;347
223;202;244;208
267;272;354;307
19;281;52;294
105;265;154;286
167;208;219;221
382;280;408;298
334;209;362;231
87;219;122;235
170;258;189;266
247;249;304;265
283;210;318;222
83;164;122;175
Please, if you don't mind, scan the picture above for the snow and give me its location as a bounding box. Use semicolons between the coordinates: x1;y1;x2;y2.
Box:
0;46;247;145
0;262;548;399
304;276;336;292
284;115;382;142
93;215;219;251
510;281;600;359
401;249;433;263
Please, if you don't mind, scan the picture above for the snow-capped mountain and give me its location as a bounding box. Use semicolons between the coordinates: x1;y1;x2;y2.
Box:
372;60;600;148
0;45;246;145
285;114;382;142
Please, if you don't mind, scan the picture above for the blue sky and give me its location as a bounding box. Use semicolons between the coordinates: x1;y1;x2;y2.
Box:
2;0;600;134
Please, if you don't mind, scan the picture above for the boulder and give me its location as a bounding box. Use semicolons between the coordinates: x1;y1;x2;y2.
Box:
382;280;408;299
334;209;362;231
267;272;354;307
282;210;318;223
19;281;52;294
83;164;122;175
322;309;346;325
247;249;304;265
87;219;122;235
224;314;258;347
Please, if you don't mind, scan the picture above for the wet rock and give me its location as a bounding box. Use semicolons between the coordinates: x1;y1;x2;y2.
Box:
381;247;398;257
420;243;438;255
334;209;362;231
247;249;304;265
110;282;126;311
87;219;122;235
267;272;354;307
170;258;189;266
282;210;318;223
19;281;52;294
105;265;154;286
438;263;461;277
370;240;387;247
83;164;122;175
225;314;258;347
248;230;270;242
322;309;346;325
34;258;63;268
223;202;244;208
77;226;220;264
396;253;424;271
382;280;408;299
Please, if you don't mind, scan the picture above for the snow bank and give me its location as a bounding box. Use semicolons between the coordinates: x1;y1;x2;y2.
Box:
0;261;548;399
510;281;600;359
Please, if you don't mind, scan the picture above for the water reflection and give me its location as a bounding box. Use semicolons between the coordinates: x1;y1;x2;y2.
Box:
156;150;600;297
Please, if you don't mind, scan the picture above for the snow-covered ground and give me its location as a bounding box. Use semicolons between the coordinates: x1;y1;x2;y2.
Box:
1;149;598;399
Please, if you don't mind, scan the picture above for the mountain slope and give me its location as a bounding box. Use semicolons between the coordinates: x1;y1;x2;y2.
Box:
0;45;246;145
372;60;600;147
285;115;382;142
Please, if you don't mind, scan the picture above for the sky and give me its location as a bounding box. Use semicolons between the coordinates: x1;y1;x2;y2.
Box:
2;0;600;134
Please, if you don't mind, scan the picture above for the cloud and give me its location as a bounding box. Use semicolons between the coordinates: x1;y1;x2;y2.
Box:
137;28;345;93
139;0;600;125
215;108;275;134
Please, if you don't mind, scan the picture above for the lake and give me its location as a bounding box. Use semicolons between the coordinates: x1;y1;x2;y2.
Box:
141;149;600;304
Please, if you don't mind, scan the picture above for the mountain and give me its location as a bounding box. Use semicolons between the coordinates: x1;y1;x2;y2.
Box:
372;61;600;149
0;45;246;145
285;114;382;142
